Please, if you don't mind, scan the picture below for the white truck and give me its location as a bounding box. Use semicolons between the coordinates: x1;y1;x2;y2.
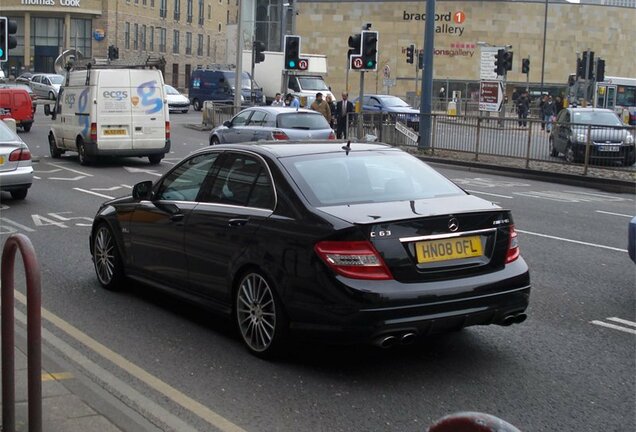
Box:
242;50;335;107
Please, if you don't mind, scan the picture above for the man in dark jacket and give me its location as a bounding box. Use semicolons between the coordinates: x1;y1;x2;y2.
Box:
334;92;355;139
517;91;530;127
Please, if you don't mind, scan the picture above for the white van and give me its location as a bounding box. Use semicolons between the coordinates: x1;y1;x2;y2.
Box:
46;68;170;165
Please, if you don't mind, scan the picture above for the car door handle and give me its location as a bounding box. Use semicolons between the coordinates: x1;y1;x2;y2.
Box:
170;213;184;222
228;218;248;227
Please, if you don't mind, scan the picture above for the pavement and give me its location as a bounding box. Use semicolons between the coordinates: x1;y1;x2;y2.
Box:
1;152;634;432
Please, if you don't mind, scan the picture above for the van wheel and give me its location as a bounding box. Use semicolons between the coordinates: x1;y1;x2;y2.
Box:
49;91;56;100
22;123;32;132
210;136;220;146
49;134;63;158
148;154;163;165
77;139;92;166
193;99;202;111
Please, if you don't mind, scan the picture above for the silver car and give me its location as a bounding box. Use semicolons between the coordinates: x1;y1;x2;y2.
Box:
30;73;64;100
0;120;33;200
209;106;335;145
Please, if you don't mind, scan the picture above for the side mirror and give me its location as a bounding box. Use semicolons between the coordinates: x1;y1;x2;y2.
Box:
132;181;153;200
223;120;232;128
44;104;51;116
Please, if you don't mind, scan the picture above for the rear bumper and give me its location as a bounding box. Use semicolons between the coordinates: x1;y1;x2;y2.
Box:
83;140;171;157
0;167;33;190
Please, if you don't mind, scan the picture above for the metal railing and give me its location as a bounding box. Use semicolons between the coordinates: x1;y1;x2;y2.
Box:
2;234;42;432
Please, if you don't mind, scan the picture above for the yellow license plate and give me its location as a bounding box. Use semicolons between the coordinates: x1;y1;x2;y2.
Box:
416;235;483;264
0;155;4;165
104;129;126;136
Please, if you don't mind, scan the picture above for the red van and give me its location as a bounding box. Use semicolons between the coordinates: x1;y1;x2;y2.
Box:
0;87;34;132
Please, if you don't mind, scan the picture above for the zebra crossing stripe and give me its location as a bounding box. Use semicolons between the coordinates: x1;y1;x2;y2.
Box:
590;320;636;335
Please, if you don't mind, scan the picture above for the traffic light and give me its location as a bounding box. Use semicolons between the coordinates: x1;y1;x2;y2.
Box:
107;45;119;60
580;51;595;79
361;30;378;70
587;51;594;79
0;17;18;63
503;51;513;72
522;58;530;74
284;35;300;70
418;51;424;70
494;49;505;76
347;33;361;59
406;44;414;64
253;40;265;64
576;58;584;78
596;59;605;82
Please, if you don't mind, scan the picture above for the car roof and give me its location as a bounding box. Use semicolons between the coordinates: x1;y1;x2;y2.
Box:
568;107;616;113
196;141;396;158
240;106;318;115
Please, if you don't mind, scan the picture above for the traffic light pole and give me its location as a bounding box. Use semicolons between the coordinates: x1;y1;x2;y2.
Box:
251;41;256;105
233;0;244;112
357;71;365;139
418;0;435;149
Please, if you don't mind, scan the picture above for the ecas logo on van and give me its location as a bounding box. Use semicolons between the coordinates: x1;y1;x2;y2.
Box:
103;90;129;101
137;80;163;114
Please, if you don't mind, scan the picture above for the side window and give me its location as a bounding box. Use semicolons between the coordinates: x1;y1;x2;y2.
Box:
370;97;381;107
43;78;51;86
247;110;267;127
287;77;300;92
209;154;275;209
32;76;41;84
231;110;252;126
56;88;64;115
156;153;218;201
362;96;372;105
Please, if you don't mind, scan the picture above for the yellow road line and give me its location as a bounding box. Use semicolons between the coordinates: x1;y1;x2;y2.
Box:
14;291;247;432
42;372;73;382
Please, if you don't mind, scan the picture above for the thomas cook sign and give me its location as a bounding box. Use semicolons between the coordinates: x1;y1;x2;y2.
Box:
21;0;81;6
403;10;466;36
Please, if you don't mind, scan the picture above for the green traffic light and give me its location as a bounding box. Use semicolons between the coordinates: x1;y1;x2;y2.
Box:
289;61;296;68
0;49;3;58
367;61;375;68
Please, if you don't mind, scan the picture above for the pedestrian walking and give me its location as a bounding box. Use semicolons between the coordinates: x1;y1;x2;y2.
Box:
271;93;285;106
325;94;337;129
555;95;564;114
542;95;557;133
335;92;355;139
284;93;300;108
310;92;331;124
516;91;530;127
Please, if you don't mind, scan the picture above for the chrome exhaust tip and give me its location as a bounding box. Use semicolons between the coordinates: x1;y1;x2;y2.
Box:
513;313;528;324
376;335;397;349
400;332;417;345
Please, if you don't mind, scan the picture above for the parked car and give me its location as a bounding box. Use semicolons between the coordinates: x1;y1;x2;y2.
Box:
164;84;190;113
30;73;64;100
89;142;531;358
549;107;635;165
15;72;34;85
0;119;33;199
209;106;335;145
352;94;420;129
0;86;35;131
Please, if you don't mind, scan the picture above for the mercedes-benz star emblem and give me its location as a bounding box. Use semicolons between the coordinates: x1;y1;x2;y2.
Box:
448;217;459;232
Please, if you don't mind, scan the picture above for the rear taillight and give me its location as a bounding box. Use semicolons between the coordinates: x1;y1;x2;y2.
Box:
272;130;289;140
314;241;393;280
166;121;171;139
90;123;97;142
9;148;31;162
328;131;336;140
505;225;520;264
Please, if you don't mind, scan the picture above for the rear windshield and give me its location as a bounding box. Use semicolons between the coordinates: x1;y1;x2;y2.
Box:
280;150;465;206
0;121;22;141
572;111;622;126
277;112;330;130
48;75;65;85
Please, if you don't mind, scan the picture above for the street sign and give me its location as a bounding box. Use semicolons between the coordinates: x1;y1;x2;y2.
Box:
383;64;391;79
479;80;504;112
395;121;419;146
479;46;502;81
350;56;364;70
383;78;396;87
297;58;309;71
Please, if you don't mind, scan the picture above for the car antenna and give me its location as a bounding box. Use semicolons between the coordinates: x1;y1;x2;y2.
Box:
341;140;351;155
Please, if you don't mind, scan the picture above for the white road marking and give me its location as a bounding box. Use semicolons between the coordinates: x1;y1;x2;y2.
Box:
33;176;41;180
124;166;162;176
32;168;62;174
451;177;530;188
565;191;632;201
0;218;36;232
46;162;93;177
607;317;636;328
13;291;248;432
466;189;513;199
514;190;627;203
595;210;634;218
92;186;124;191
73;188;114;199
516;229;627;252
48;175;86;181
590;320;636;335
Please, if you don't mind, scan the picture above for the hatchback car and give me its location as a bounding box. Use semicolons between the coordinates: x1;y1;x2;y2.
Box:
89;142;530;358
164;84;190;113
209;106;335;145
0;120;33;200
15;72;34;85
30;73;64;100
549;107;635;165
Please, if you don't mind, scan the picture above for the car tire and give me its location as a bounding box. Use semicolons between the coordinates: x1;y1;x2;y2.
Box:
193;99;202;111
564;143;579;164
210;136;220;146
22;123;32;132
48;91;56;101
148;154;163;165
181;109;189;114
235;271;288;359
49;133;63;158
549;136;558;157
93;223;126;291
77;139;92;166
10;188;28;200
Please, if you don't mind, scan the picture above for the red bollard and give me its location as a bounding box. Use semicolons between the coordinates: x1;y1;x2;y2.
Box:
2;234;42;432
427;411;522;432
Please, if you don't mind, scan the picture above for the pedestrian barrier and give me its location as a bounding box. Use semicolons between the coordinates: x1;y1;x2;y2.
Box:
1;234;42;432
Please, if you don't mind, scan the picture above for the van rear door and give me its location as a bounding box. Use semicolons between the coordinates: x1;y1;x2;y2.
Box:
95;70;133;150
129;70;167;151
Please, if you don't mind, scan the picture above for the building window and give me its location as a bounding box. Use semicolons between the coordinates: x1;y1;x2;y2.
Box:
150;26;155;50
174;0;181;21
151;0;155;7
208;4;211;19
226;10;229;24
187;0;193;23
185;32;192;55
198;0;204;25
172;63;179;87
133;23;139;50
70;18;92;58
160;0;167;18
197;34;203;56
173;30;180;53
218;23;222;33
125;22;130;49
159;27;166;52
143;0;147;5
135;0;139;4
206;35;210;57
142;25;147;50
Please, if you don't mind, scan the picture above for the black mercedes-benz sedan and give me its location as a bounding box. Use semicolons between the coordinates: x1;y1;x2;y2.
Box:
89;142;530;358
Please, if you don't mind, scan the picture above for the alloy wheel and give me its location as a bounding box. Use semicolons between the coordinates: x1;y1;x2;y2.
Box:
94;226;116;286
236;273;278;353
